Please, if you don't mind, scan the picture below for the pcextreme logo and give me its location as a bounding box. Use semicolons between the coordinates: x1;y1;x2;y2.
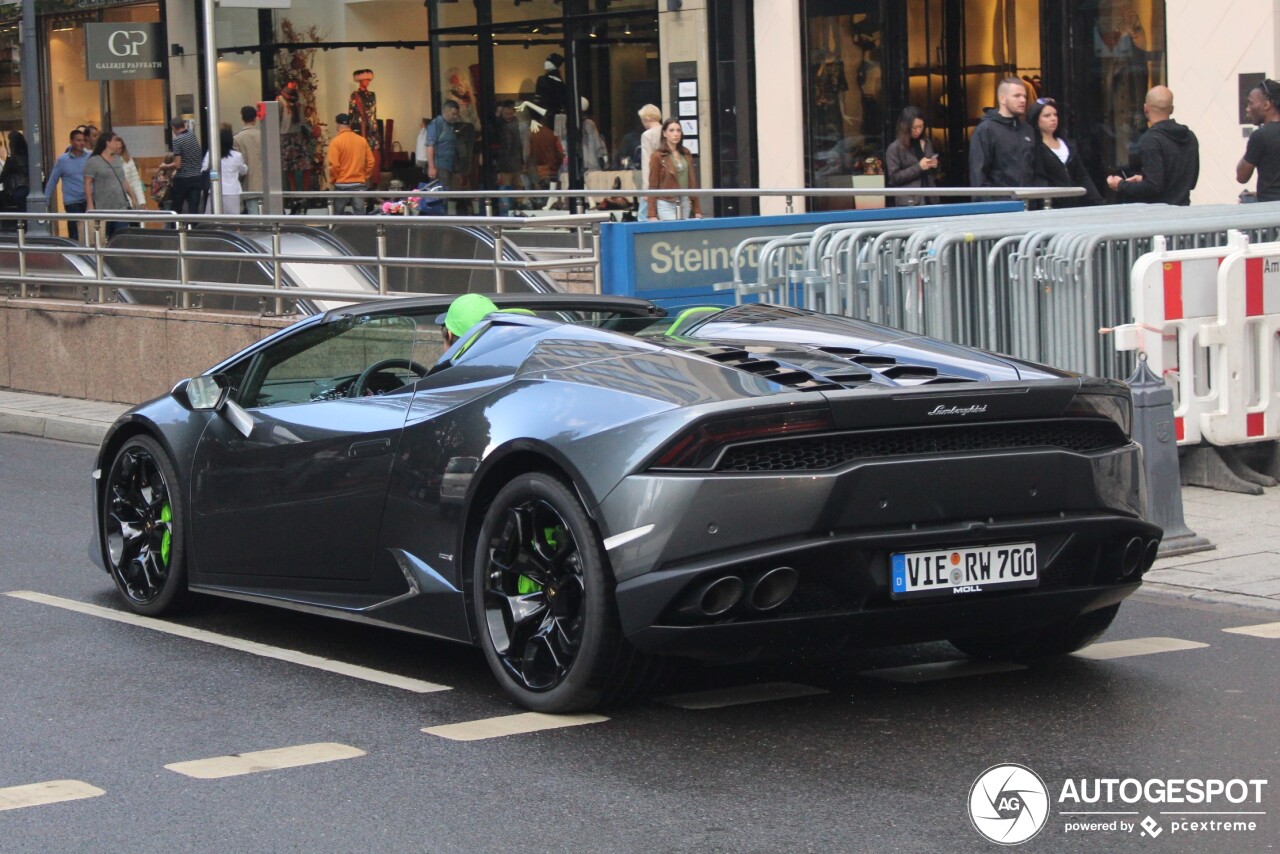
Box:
968;764;1270;845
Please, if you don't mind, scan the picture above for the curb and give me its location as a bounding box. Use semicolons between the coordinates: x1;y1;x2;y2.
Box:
0;408;110;447
1135;581;1280;613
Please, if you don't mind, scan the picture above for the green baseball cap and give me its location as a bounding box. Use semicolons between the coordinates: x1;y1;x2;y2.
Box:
436;293;499;338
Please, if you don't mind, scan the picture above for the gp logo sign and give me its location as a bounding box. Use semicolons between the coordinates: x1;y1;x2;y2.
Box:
84;22;164;81
107;29;149;57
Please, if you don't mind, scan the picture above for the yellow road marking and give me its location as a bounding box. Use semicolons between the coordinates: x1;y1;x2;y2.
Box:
1074;636;1208;660
165;742;366;779
1223;621;1280;639
423;712;607;741
0;780;104;811
658;682;828;709
5;590;450;694
861;660;1026;683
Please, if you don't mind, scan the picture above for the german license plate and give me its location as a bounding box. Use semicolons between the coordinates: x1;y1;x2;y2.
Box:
890;542;1038;600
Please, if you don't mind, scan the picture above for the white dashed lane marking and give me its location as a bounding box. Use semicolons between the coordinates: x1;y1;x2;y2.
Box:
1073;636;1209;660
1222;621;1280;639
165;743;366;779
0;780;105;811
5;591;450;694
423;712;608;741
860;660;1026;683
657;682;829;709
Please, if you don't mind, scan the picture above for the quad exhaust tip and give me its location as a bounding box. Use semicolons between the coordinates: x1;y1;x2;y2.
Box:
694;575;745;617
1121;537;1144;577
747;566;799;611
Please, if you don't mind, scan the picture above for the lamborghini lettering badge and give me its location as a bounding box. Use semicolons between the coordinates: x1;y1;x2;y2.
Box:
927;404;988;416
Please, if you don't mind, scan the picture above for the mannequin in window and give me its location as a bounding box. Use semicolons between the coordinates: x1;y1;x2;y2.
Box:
277;82;305;192
534;52;568;138
349;68;383;179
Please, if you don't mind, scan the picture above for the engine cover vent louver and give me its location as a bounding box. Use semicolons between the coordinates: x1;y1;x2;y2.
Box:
714;420;1127;472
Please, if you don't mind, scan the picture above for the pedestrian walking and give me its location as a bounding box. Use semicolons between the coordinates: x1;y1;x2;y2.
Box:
83;131;132;238
233;105;264;214
637;104;662;220
163;117;205;216
43;128;90;239
0;130;30;231
884;106;939;206
968;78;1036;188
118;138;148;212
1237;79;1280;202
1027;97;1102;207
203;125;247;213
1107;86;1199;205
327;113;374;215
647;118;701;221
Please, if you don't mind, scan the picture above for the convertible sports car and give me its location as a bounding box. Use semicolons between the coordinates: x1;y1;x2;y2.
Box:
90;293;1161;711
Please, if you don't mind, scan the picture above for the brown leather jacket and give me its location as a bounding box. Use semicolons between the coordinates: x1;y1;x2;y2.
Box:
647;147;701;217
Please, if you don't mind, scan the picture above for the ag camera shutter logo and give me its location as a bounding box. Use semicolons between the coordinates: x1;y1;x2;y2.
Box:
969;763;1050;845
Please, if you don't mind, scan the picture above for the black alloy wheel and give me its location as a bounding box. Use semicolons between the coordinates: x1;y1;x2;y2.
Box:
102;435;189;615
473;472;654;712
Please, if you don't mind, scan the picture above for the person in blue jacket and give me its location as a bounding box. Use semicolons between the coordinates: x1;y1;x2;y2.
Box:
44;128;91;240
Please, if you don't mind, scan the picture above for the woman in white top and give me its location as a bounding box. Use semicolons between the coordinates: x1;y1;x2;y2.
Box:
1027;97;1102;207
201;124;248;213
117;138;147;210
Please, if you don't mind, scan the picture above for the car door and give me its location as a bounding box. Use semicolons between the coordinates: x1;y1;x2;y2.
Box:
190;312;429;584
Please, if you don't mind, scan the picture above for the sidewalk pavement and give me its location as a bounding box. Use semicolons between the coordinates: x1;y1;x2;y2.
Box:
3;389;1279;613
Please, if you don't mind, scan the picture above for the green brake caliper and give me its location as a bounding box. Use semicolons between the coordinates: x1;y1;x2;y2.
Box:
516;526;563;594
159;503;173;566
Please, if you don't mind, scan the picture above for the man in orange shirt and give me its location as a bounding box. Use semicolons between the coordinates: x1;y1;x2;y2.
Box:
327;113;375;214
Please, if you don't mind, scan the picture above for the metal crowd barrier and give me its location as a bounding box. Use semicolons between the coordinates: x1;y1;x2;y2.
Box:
727;201;1280;378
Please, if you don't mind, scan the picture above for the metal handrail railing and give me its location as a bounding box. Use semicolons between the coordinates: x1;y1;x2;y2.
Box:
0;210;607;310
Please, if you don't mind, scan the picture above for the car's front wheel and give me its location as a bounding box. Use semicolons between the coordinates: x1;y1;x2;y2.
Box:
949;604;1120;663
102;435;189;616
472;472;657;712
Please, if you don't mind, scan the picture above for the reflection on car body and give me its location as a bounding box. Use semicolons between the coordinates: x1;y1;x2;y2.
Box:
440;456;479;504
90;294;1160;713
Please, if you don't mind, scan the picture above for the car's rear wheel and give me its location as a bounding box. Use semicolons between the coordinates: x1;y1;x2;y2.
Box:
472;472;658;712
102;435;189;615
949;604;1120;663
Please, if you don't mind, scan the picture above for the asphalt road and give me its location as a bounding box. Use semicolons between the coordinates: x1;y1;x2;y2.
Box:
1;432;1277;853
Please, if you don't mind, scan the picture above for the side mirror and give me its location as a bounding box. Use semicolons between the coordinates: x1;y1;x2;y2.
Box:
187;374;230;410
173;374;229;411
172;374;254;438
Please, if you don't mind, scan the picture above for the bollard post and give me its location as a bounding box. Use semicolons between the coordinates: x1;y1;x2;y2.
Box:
1128;353;1213;556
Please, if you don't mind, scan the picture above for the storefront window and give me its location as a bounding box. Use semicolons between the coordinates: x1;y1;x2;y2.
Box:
0;20;18;134
803;2;886;208
1074;0;1166;174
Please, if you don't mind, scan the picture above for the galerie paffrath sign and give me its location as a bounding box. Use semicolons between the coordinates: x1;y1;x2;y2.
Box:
85;22;164;81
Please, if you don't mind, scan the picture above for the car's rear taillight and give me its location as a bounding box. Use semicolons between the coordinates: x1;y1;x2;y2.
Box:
1064;391;1132;437
650;407;834;470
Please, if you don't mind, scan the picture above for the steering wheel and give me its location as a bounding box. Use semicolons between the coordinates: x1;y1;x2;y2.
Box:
351;358;429;397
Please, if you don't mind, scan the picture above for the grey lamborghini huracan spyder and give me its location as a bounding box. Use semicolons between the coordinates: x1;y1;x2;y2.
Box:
91;294;1160;711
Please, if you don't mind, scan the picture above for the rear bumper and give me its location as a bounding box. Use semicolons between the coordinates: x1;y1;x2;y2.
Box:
611;509;1159;660
625;581;1139;660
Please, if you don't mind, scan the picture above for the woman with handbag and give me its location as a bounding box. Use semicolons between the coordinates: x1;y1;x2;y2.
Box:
647;118;701;221
83;131;133;239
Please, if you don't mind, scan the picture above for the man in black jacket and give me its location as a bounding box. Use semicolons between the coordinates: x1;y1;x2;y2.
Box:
1107;86;1199;205
968;77;1036;188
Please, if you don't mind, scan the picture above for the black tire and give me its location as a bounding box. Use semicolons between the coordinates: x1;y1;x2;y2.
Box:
949;604;1121;663
102;435;190;616
472;472;660;712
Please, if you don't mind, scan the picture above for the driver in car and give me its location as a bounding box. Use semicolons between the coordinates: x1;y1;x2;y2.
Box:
437;293;500;350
